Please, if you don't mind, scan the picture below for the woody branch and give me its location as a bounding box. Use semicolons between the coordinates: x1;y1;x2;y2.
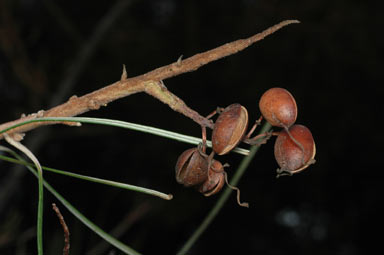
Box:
0;20;299;140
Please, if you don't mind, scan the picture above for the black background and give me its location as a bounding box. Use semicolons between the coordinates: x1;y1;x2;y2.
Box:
0;0;382;254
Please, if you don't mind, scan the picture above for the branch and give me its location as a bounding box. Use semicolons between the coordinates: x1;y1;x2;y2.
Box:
52;203;70;255
0;20;299;140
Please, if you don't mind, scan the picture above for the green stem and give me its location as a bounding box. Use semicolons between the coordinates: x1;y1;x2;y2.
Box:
0;147;141;255
2;136;44;255
33;169;141;255
0;117;250;156
177;122;272;255
37;165;44;255
0;154;172;200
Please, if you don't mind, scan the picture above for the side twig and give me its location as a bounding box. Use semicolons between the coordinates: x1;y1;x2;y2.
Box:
52;203;70;255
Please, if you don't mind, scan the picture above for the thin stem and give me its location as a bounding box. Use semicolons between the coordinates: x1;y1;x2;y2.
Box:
36;170;141;255
0;154;172;200
0;116;250;156
52;203;70;255
201;125;207;154
244;116;263;139
223;171;248;208
0;146;141;255
283;126;306;166
177;122;272;255
3;135;44;255
242;131;277;145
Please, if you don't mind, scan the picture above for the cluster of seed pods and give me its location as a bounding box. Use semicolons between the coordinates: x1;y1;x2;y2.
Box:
175;104;250;207
175;87;316;206
258;88;316;177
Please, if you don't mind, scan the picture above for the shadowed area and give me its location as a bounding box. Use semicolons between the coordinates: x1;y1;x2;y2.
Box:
0;1;381;254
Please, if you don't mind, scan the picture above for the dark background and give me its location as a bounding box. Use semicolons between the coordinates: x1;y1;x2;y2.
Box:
0;0;382;254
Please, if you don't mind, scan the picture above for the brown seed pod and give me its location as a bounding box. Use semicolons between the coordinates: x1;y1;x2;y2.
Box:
259;87;297;128
212;103;248;155
197;160;249;207
175;148;208;187
198;160;225;196
274;124;316;175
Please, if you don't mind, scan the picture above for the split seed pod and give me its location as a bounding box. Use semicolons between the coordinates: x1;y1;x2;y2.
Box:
259;87;297;128
198;160;225;196
212;103;248;155
175;148;208;187
274;124;316;174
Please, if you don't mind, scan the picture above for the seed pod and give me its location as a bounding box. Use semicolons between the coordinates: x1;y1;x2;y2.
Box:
274;124;316;174
259;87;297;128
175;148;208;187
212;103;248;155
198;160;225;196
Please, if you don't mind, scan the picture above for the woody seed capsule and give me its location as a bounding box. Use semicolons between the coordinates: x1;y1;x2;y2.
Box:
212;103;248;155
274;124;316;174
198;160;225;196
175;148;208;187
259;87;297;128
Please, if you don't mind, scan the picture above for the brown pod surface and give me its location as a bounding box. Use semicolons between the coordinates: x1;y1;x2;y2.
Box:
198;160;225;196
259;87;297;127
175;148;208;187
212;104;248;155
274;124;316;174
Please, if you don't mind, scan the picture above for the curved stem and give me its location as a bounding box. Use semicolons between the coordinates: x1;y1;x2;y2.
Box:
0;154;172;200
283;126;306;166
242;131;276;145
223;171;248;208
3;135;44;255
